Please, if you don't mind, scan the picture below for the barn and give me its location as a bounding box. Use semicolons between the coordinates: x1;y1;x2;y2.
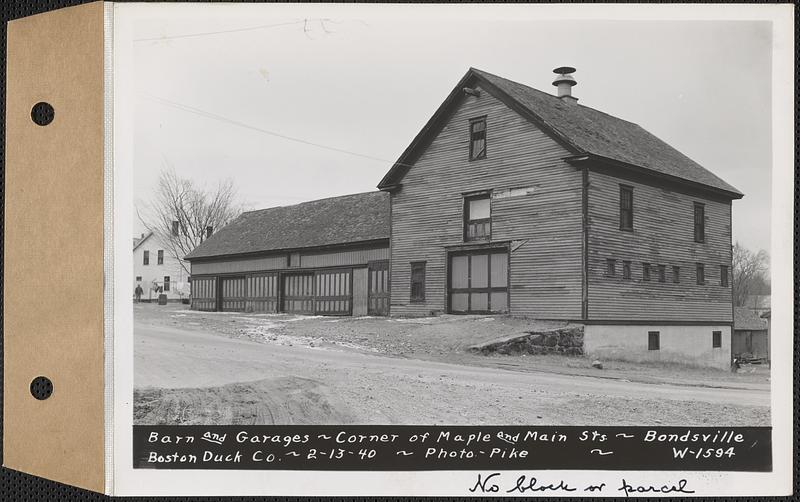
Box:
185;67;742;368
184;192;390;316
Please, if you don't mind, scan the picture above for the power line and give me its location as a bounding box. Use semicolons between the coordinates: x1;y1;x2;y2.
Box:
133;19;306;43
140;92;410;168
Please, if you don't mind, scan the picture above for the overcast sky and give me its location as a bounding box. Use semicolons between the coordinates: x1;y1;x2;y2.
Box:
130;4;773;253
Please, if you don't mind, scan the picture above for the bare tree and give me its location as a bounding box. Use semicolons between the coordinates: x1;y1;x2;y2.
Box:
732;242;770;307
138;167;242;277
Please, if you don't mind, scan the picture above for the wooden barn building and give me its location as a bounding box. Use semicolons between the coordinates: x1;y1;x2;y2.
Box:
185;67;742;368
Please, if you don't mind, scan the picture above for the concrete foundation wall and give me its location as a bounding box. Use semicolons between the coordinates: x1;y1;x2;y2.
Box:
584;324;731;369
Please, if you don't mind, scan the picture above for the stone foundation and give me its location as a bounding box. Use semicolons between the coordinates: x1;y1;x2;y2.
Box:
469;325;584;356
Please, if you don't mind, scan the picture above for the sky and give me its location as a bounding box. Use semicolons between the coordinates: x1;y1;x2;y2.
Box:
130;4;774;253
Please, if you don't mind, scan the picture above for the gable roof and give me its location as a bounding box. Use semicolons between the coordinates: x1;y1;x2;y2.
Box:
133;232;153;251
734;307;768;331
378;68;742;198
184;191;389;260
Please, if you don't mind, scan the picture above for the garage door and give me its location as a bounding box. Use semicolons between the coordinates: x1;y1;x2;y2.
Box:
247;273;279;313
448;250;508;314
190;276;216;311
282;273;315;314
314;269;352;315
220;276;247;312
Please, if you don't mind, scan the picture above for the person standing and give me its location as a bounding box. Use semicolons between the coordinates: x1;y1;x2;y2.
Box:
134;284;143;303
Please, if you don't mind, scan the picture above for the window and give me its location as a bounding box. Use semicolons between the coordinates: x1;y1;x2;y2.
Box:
642;262;651;281
712;330;722;348
163;276;170;292
696;263;705;285
464;194;491;241
622;261;632;280
157;250;164;265
171;220;180;236
606;258;616;277
619;185;633;231
469;117;487;160
657;264;666;283
694;203;705;243
135;276;142;282
648;331;660;351
143;250;149;265
672;266;680;283
720;265;729;287
410;262;426;302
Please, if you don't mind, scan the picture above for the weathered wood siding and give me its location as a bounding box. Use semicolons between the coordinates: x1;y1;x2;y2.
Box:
390;86;583;318
191;255;287;275
300;247;389;268
586;168;733;322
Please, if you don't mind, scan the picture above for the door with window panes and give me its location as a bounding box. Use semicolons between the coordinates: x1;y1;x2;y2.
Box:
448;249;508;313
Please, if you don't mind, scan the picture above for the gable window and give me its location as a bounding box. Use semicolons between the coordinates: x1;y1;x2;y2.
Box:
163;276;170;292
642;262;651;281
171;220;180;236
648;331;660;351
712;330;722;348
672;266;680;283
143;250;149;265
469;117;487;160
720;265;729;287
696;263;705;285
694;203;705;243
619;185;633;231
622;261;631;280
464;194;491;241
606;258;616;277
157;250;164;265
657;264;666;283
410;262;426;302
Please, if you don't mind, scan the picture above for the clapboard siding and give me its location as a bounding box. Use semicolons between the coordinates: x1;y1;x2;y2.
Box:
191;255;287;275
300;246;389;268
586;168;733;322
390;86;583;318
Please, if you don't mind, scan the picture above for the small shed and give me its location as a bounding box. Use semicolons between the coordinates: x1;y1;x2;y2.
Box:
732;307;769;361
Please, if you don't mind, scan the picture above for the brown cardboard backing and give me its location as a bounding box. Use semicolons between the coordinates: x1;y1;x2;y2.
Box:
4;1;105;493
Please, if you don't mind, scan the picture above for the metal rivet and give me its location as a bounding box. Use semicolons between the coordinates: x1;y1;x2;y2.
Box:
30;376;53;400
31;102;55;126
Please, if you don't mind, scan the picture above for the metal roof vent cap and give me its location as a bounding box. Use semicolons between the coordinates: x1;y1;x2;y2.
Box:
552;66;578;103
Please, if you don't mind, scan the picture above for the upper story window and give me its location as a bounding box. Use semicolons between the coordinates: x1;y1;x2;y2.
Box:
464;194;491;241
171;220;180;236
410;262;426;302
696;263;705;285
694;202;705;243
606;258;616;277
143;250;150;265
642;262;651;281
157;250;164;265
622;261;632;280
469;117;487;160
720;265;729;287
619;185;633;231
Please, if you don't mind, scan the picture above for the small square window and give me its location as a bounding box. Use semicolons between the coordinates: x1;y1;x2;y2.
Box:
642;262;651;281
135;276;142;282
672;266;680;283
469;118;487;160
622;261;631;280
696;263;705;285
720;265;729;287
657;264;666;283
648;331;660;351
712;330;722;348
606;258;616;277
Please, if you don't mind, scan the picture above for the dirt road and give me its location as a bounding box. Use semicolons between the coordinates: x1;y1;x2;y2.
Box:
134;322;770;426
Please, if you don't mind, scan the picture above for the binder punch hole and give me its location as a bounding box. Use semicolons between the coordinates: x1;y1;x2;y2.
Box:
30;102;54;126
30;376;53;400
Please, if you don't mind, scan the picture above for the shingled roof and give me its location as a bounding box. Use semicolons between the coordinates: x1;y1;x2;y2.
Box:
184;191;389;260
378;68;742;198
734;307;768;331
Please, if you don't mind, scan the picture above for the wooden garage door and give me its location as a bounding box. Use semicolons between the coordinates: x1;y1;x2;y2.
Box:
282;273;314;314
448;250;508;314
220;276;247;312
368;260;390;315
247;273;278;313
191;276;216;311
315;269;352;315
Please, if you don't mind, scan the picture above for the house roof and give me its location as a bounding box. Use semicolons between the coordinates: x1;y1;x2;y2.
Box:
378;68;743;198
133;232;153;251
184;191;389;260
734;307;769;331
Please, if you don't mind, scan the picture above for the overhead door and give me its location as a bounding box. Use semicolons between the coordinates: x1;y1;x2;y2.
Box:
314;269;352;315
191;276;217;311
282;273;315;314
220;276;247;312
448;250;508;314
247;273;278;313
368;260;390;316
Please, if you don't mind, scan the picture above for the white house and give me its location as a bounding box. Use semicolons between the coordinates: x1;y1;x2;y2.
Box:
133;232;190;302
